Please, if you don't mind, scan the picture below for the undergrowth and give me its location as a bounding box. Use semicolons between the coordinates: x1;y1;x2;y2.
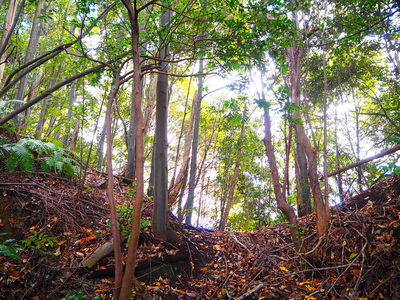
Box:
0;138;80;177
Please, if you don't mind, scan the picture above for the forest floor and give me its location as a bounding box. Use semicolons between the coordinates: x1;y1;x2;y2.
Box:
0;170;400;300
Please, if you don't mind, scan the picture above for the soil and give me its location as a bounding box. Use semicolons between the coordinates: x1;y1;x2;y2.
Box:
0;170;399;299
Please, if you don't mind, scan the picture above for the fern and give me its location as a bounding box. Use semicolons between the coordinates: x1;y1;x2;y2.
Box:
19;138;56;156
0;142;35;172
40;148;79;177
0;139;79;177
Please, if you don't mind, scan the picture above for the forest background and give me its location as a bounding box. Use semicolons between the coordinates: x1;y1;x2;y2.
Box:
0;0;399;297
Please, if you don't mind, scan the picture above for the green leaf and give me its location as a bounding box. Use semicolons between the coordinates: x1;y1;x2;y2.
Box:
349;252;357;259
0;244;21;261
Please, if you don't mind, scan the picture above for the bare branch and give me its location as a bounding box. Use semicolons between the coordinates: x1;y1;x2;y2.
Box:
327;144;400;178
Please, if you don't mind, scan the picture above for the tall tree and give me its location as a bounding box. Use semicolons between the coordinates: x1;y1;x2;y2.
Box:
152;4;171;240
185;58;203;225
13;0;45;127
0;0;22;82
119;0;146;297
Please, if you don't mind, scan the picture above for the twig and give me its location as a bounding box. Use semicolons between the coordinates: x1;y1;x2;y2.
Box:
229;232;253;256
235;283;264;300
301;236;326;256
46;268;78;299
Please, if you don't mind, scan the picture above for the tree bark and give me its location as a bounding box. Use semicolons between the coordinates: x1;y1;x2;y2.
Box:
169;89;196;205
263;102;299;247
295;131;311;217
219;120;245;231
286;10;329;237
105;74;123;299
0;0;20;83
152;6;170;240
185;58;203;225
119;0;148;298
13;0;46;126
62;81;76;146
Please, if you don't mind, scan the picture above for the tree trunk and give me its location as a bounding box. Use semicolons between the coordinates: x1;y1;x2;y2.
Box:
119;0;146;298
169;76;193;190
152;6;170;240
69;118;79;151
185;58;203;225
287;42;330;237
97;119;106;171
295;131;311;217
169;89;196;205
62;81;76;146
219;120;245;231
125;90;136;180
263;102;299;247
285;10;329;237
105;74;123;299
14;0;44;126
0;0;20;83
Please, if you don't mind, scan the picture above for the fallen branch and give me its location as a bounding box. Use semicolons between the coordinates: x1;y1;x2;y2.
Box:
229;232;253;256
327;144;400;178
82;239;115;269
235;283;264;300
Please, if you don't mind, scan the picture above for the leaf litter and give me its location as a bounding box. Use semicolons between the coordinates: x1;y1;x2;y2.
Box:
0;171;399;299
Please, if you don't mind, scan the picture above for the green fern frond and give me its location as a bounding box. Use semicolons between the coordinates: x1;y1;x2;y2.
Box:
0;143;34;172
0;138;80;177
19;139;56;156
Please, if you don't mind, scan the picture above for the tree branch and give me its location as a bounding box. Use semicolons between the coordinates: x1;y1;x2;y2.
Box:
327;144;400;178
0;63;106;126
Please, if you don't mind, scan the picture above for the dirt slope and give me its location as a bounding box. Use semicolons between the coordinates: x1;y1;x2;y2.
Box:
0;171;399;299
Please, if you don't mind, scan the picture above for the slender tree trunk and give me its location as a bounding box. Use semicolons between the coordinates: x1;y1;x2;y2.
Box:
105;75;123;299
263;102;299;247
219;120;245;231
69;118;79;151
126;24;151;181
169;89;196;205
97;119;106;171
185;58;203;225
120;0;146;298
169;76;193;191
0;0;19;83
63;81;76;146
126;91;136;180
334;115;345;202
322;36;330;210
286;10;329;237
295;131;311;216
152;6;170;240
14;0;44;126
287;42;329;237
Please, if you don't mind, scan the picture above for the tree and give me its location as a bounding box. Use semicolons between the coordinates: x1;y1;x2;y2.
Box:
152;3;171;240
185;58;204;225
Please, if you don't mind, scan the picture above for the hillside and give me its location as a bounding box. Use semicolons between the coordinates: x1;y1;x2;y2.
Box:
0;171;399;299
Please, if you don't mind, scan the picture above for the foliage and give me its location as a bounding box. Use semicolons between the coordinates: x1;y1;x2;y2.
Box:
379;162;400;176
0;233;22;261
0;138;79;177
65;290;84;300
21;230;59;254
107;203;151;246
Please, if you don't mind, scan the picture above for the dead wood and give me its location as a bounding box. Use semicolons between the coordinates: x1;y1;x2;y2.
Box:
327;144;400;178
82;239;116;269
